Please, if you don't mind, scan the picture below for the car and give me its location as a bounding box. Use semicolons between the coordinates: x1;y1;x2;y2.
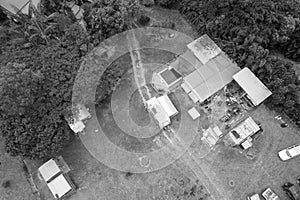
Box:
278;144;300;161
247;193;261;200
282;182;300;200
262;188;280;200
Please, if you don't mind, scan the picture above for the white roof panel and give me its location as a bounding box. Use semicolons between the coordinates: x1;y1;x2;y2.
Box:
233;67;272;106
77;104;91;121
188;107;200;120
157;95;178;117
0;0;30;14
241;140;253;150
193;83;210;102
69;120;85;133
181;82;192;93
184;70;204;88
38;159;61;182
147;97;170;128
47;174;72;199
188;91;200;103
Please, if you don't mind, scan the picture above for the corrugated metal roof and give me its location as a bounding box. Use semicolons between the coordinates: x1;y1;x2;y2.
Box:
47;174;72;198
38;159;61;182
147;97;170;129
146;95;178;129
183;53;240;103
157;95;178;117
233;67;272;106
228;117;260;145
0;0;31;14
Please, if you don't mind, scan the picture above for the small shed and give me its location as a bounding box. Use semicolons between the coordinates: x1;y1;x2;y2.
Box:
151;66;182;93
188;107;201;120
201;126;223;148
146;95;178;129
227;117;260;146
67;104;91;133
38;159;61;183
68;120;85;133
233;67;272;106
47;174;73;199
39;159;75;199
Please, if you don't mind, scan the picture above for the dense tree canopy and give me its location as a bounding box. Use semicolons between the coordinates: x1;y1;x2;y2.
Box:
83;0;139;43
0;22;87;159
180;0;300;60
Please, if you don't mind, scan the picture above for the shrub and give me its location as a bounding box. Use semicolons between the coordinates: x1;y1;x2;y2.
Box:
140;0;155;7
155;0;179;9
138;14;151;26
2;180;11;188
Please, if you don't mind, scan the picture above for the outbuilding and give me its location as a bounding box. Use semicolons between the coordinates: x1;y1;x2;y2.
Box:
146;95;178;129
66;104;91;133
38;159;61;183
181;34;241;103
38;159;75;199
151;66;182;93
47;174;75;199
233;67;272;106
227;117;260;146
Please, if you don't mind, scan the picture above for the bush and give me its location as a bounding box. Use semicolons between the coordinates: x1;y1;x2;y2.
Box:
155;0;179;9
2;180;11;188
140;0;155;7
138;14;151;26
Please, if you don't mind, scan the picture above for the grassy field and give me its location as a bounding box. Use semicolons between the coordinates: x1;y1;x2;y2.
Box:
0;137;36;200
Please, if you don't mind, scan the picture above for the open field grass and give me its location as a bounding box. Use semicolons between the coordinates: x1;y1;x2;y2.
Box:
0;137;36;200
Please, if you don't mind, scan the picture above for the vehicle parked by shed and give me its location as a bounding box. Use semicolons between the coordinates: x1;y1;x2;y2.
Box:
282;182;300;200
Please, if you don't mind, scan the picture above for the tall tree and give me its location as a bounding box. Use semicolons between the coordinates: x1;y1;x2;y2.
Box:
83;0;139;43
0;23;88;159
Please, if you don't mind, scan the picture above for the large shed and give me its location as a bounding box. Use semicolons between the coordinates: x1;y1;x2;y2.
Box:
47;174;73;199
181;52;240;103
38;159;61;183
233;67;272;106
